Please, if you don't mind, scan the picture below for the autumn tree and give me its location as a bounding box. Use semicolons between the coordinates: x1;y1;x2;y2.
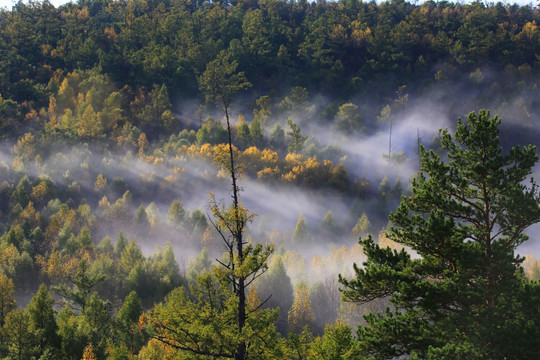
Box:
340;110;540;359
288;283;315;334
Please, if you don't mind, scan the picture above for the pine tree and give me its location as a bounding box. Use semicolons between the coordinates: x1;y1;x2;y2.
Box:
270;123;285;149
166;199;185;227
249;118;264;148
287;118;307;154
235;117;251;149
340;110;540;359
292;213;311;243
27;284;60;356
0;273;16;327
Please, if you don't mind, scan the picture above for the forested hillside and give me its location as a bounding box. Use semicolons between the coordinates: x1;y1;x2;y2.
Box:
0;0;539;358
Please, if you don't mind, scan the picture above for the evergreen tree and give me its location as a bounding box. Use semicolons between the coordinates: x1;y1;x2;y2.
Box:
27;284;60;357
352;213;372;238
307;322;355;360
292;213;311;244
146;48;276;360
287;118;307;154
3;308;36;360
166;199;185;227
255;256;294;334
340;110;540;359
235;118;251;149
249;118;264;148
53;259;105;312
114;232;128;258
270;123;285;149
0;273;16;327
134;205;150;234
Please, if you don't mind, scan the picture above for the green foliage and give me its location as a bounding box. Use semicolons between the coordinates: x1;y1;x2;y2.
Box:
292;213;311;244
53;259;105;312
196;117;228;145
249;118;264;148
255;256;294;334
235;118;252;150
27;284;60;356
2;308;36;360
0;0;539;357
0;273;16;327
287;119;307;154
146;274;284;359
187;247;213;285
270;123;285;149
352;213;373;238
199;50;251;109
308;322;355;360
340;110;540;359
280;87;309;114
334;103;363;134
167;199;185;227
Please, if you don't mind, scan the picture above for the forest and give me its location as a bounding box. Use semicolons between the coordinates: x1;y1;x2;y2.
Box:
0;0;540;358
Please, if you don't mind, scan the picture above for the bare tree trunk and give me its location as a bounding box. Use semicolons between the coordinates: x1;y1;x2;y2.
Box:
223;103;247;360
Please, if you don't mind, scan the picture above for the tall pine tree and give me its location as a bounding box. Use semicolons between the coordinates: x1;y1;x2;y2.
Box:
340;110;540;359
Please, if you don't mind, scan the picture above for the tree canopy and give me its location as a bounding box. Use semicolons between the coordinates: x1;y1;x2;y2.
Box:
340;110;540;359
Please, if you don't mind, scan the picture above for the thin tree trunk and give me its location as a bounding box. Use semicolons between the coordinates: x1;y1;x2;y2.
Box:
224;103;247;360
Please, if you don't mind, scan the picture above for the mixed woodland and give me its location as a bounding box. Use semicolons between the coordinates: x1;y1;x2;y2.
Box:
0;0;540;358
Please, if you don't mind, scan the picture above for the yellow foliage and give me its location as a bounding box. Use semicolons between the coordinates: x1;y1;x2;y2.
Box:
199;143;215;158
11;157;24;173
288;283;314;333
164;174;177;183
13;132;36;161
98;196;111;211
330;24;347;43
261;149;279;167
31;181;53;205
103;27;117;42
247;288;262;311
77;105;103;138
138;338;178;360
82;343;97;360
77;6;90;21
0;244;20;275
520;21;538;40
19;201;40;227
257;167;281;182
284;153;304;167
94;174;107;192
138;132;149;156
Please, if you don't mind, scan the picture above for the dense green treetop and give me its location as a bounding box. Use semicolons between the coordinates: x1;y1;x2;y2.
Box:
340;110;540;359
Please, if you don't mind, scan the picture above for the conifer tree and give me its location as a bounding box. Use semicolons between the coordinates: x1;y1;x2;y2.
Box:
288;283;315;334
249;118;264;148
340;110;540;359
0;273;16;327
287;118;307;154
147;50;278;360
27;284;59;356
